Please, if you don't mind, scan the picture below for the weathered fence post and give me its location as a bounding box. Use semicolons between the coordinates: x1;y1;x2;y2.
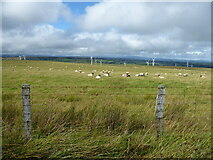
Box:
156;85;165;138
22;84;32;139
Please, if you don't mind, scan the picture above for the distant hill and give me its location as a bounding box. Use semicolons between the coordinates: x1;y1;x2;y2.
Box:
2;55;212;68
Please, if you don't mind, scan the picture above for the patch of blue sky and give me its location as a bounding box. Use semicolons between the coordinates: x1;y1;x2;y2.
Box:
51;2;98;31
64;2;98;15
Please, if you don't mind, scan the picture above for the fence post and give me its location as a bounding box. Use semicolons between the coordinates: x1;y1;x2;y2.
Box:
156;84;165;138
22;84;32;139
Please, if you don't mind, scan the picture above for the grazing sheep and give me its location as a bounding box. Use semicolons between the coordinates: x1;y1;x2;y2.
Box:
200;74;206;78
49;68;53;71
135;73;145;77
88;73;94;77
183;73;188;77
96;75;101;79
104;73;110;77
75;70;83;73
158;75;165;79
145;72;148;76
155;73;160;76
178;73;182;76
122;72;130;77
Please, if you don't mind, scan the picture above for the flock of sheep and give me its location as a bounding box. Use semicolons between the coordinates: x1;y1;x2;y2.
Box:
9;65;207;79
74;69;207;79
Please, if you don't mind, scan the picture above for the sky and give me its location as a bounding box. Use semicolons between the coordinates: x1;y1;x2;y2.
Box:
2;1;211;61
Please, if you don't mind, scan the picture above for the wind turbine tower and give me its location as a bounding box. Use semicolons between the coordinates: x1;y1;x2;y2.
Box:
152;58;155;66
124;61;127;67
187;61;189;67
91;56;93;65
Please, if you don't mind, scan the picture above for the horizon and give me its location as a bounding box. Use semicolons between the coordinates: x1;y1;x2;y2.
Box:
2;1;211;61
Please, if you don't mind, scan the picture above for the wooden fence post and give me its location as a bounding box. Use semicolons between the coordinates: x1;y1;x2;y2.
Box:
156;85;165;138
22;84;32;139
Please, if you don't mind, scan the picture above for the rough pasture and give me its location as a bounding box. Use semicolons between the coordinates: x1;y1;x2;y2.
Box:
2;60;211;159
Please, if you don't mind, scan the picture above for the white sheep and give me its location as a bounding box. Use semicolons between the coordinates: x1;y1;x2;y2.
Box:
122;72;130;77
158;75;165;79
104;73;110;77
200;74;206;78
88;73;94;77
135;73;145;77
183;73;188;77
96;75;101;79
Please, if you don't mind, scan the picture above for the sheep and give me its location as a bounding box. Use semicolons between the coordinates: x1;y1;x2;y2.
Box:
155;73;160;76
183;73;188;77
96;75;101;79
135;73;145;77
88;73;94;77
145;72;148;76
75;70;83;73
200;74;206;78
49;68;53;71
122;72;130;77
158;75;165;79
178;73;182;76
104;73;110;77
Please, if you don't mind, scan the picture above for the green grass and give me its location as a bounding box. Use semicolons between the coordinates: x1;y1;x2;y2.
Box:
2;60;211;158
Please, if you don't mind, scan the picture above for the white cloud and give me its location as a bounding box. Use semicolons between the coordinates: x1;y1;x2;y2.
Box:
79;2;211;42
2;2;72;30
2;2;211;61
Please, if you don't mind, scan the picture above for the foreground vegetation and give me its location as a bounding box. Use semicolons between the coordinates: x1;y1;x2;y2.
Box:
2;60;211;158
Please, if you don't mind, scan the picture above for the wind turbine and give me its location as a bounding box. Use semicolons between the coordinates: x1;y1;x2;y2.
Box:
91;56;93;65
152;58;156;66
146;60;149;66
124;60;127;67
186;61;189;67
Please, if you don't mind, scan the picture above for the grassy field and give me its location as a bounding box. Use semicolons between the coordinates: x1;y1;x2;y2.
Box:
2;60;211;158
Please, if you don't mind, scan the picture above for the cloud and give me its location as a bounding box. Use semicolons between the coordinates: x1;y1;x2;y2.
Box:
2;2;211;61
79;2;211;42
2;2;72;30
